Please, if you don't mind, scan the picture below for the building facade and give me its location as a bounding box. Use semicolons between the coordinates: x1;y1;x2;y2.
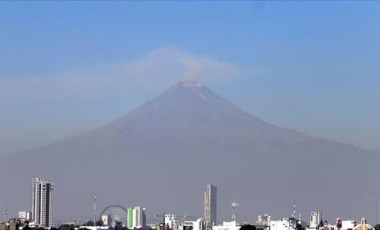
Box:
32;177;55;227
310;212;321;229
127;208;134;229
0;220;18;230
204;184;217;226
18;211;31;224
127;206;146;229
212;221;239;230
18;211;31;221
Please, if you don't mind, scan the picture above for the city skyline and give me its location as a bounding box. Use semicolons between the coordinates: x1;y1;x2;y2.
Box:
0;177;378;228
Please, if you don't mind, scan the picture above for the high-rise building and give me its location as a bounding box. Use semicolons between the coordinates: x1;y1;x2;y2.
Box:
127;207;146;229
204;184;217;226
127;208;134;229
32;177;55;227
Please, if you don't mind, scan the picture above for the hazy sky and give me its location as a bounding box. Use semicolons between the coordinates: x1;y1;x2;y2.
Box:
1;2;379;155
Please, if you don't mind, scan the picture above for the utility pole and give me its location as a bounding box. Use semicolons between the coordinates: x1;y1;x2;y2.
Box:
376;199;378;225
232;202;239;222
94;194;97;226
5;206;8;220
292;201;296;218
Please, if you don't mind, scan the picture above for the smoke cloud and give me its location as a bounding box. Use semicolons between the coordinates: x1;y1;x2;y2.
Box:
0;46;252;155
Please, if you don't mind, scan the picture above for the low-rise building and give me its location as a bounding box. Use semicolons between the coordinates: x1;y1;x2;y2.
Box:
270;217;307;230
212;221;240;230
310;212;322;229
0;220;19;230
179;219;206;230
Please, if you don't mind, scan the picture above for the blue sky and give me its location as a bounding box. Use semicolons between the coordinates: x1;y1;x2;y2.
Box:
1;1;379;154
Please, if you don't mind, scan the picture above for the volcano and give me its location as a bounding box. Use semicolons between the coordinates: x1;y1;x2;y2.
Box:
0;80;379;223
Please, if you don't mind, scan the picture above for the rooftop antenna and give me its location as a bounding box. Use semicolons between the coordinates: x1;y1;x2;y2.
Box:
292;201;296;218
5;206;8;220
94;194;97;226
376;199;378;225
232;201;239;221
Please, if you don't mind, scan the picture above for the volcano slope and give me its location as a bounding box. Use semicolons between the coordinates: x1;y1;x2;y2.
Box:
0;80;379;222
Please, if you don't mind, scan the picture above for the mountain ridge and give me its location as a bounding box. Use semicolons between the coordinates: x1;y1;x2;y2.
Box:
0;80;378;223
5;80;366;157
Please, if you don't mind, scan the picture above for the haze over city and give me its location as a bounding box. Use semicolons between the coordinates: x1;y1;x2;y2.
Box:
1;1;380;230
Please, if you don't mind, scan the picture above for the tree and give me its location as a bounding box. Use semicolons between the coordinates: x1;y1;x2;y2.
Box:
240;225;256;230
84;221;94;226
96;220;104;226
59;224;76;230
23;225;32;230
296;222;305;230
30;227;45;230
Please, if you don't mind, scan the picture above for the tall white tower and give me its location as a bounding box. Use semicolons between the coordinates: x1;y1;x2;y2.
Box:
32;177;55;227
204;184;217;226
133;207;143;228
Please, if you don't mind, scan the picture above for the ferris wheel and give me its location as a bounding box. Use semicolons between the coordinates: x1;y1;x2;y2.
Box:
99;205;128;227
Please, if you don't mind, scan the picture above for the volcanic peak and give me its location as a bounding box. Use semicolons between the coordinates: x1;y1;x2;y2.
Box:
177;80;202;88
165;80;203;92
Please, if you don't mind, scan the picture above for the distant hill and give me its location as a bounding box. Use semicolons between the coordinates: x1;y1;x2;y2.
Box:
0;80;379;224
